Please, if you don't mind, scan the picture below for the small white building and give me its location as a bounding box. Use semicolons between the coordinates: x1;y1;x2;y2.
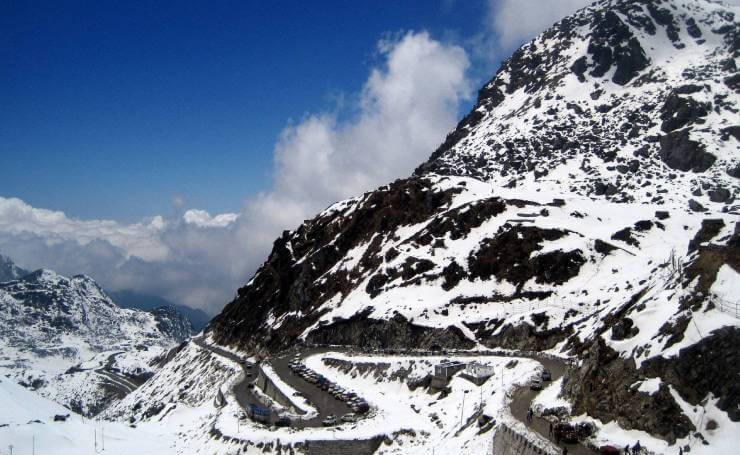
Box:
461;362;495;385
434;361;466;379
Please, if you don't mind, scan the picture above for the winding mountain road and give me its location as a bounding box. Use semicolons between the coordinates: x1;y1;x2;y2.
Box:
510;356;596;454
95;352;144;398
193;337;596;452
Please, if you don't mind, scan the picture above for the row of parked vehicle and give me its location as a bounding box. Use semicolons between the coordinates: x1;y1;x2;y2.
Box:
288;355;370;421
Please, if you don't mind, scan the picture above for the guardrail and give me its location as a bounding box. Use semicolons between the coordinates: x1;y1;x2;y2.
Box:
713;296;739;319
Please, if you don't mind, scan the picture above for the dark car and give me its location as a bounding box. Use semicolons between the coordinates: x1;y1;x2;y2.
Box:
275;416;291;427
541;369;552;381
530;379;543;391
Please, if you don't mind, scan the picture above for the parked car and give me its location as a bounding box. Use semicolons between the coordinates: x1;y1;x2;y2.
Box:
341;413;357;423
322;415;337;426
352;401;369;413
541;369;552;381
275;416;291;427
530;379;543;391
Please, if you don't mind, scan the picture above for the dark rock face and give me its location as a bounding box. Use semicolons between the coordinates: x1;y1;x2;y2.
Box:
641;327;740;422
594;239;618;255
564;338;694;443
480;321;572;351
0;255;29;283
659;129;716;173
405;198;508;247
148;305;195;342
610;317;638;340
685;227;740;295
660;93;709;132
688;219;725;252
708;188;731;203
305;314;474;351
210;177;463;353
685;18;702;38
611;227;639;247
468;225;585;289
688;199;706;212
585;10;650;85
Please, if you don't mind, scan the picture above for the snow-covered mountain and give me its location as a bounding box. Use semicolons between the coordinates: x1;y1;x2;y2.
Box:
202;0;739;447
93;0;740;453
0;259;194;416
0;253;28;282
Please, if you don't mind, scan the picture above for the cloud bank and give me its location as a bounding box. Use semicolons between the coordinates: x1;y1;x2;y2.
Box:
0;32;472;315
487;0;593;49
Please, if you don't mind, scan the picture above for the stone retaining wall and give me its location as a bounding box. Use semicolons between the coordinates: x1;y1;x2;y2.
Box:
306;437;383;455
492;424;558;455
254;366;304;415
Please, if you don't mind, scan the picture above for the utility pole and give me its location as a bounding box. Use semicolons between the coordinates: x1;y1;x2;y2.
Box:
32;435;35;455
9;444;13;455
95;428;97;452
102;425;105;451
460;390;469;427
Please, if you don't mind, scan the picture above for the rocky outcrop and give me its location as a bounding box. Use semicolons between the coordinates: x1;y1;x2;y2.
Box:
659;129;716;173
563;338;693;443
305;313;475;350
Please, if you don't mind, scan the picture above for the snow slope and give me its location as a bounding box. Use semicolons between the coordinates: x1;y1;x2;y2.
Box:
0;263;193;416
0;377;172;454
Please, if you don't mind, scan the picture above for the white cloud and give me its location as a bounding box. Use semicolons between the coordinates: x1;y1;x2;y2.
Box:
183;209;240;228
487;0;593;49
0;197;170;262
266;31;470;210
0;31;472;316
486;0;740;51
234;30;472;275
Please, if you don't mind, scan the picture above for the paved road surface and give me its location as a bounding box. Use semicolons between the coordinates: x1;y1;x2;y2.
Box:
191;337;264;413
271;349;354;427
510;356;597;454
193;337;598;452
193;337;355;428
95;352;142;397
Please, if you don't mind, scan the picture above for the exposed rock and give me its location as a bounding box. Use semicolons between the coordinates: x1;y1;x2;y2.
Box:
468;225;585;289
641;327;740;422
564;338;693;443
305;315;475;351
659;129;716;173
708;188;731;203
689;199;706;212
660;93;709;132
688;219;725;252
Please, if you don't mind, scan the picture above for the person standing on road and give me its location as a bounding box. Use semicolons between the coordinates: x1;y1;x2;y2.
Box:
563;447;568;455
549;421;553;436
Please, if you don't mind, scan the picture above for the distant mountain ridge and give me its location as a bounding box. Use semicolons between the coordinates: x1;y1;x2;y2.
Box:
0;255;194;416
109;289;210;331
0;254;29;282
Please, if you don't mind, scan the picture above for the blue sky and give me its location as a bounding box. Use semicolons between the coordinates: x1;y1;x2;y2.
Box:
1;0;502;222
0;0;596;312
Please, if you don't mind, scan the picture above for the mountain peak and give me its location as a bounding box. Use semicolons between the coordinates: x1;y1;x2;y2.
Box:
417;0;739;212
0;254;29;282
22;268;65;285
